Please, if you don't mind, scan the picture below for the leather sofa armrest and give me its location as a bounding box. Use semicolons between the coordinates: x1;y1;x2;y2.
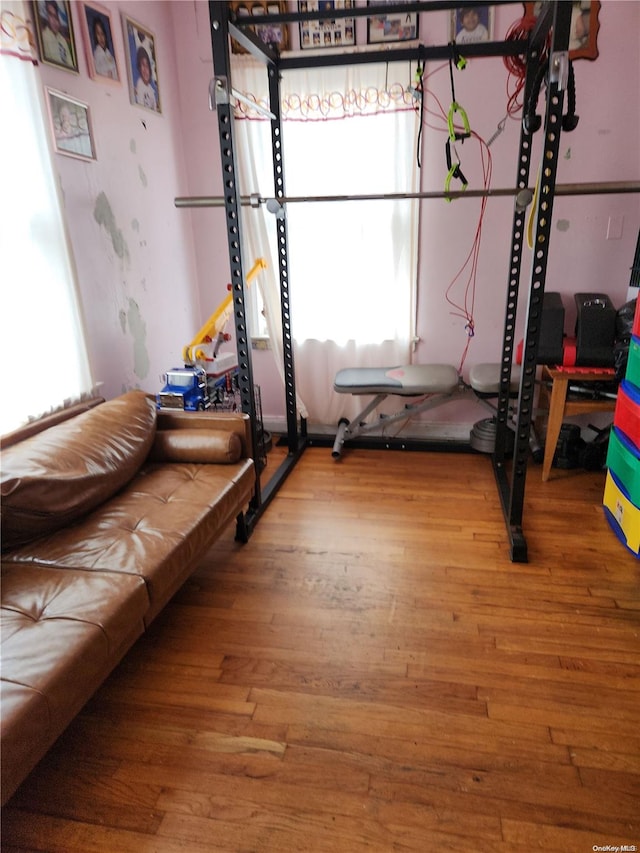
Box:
1;398;105;449
149;429;242;464
155;411;252;458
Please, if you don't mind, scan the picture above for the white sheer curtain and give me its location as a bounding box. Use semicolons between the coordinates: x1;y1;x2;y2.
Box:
233;59;419;425
231;69;310;418
0;2;94;435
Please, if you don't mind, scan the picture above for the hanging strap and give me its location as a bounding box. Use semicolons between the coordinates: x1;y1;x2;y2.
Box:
444;43;470;200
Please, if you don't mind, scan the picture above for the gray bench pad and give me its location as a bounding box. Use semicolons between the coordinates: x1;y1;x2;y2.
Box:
334;365;459;396
469;363;521;395
334;363;521;397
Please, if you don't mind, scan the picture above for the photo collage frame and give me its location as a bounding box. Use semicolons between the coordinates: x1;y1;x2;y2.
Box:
299;1;355;50
229;2;290;54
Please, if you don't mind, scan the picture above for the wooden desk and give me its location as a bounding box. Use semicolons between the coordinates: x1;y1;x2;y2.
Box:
536;365;617;482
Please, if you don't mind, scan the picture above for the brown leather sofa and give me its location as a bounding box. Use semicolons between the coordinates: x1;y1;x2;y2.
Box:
0;391;255;804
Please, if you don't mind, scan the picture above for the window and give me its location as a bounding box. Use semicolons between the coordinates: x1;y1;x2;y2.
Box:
283;108;418;345
0;4;94;435
233;59;419;422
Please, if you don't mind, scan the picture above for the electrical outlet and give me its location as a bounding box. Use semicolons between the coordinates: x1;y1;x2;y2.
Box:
606;215;624;240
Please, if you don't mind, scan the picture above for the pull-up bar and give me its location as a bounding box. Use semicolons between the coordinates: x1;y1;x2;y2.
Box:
175;180;640;210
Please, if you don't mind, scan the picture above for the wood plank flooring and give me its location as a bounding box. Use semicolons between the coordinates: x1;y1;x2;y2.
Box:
2;446;639;851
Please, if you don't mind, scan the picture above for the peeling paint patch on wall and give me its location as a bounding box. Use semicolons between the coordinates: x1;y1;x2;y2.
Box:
127;297;150;379
94;192;131;266
557;219;570;232
131;219;147;248
138;166;148;188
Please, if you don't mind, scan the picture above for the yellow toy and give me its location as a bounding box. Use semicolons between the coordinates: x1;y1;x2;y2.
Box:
182;257;267;371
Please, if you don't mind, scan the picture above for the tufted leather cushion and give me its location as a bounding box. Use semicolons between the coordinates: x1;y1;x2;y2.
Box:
3;459;256;623
149;428;242;464
0;564;148;803
1;392;157;550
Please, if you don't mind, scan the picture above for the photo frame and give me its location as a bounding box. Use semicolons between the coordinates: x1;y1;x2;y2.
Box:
46;88;96;161
32;0;78;72
299;1;355;50
229;2;290;55
122;14;161;113
367;1;418;44
450;5;494;44
79;1;119;82
523;1;600;61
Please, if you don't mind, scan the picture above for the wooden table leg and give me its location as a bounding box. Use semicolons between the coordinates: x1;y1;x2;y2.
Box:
542;376;569;482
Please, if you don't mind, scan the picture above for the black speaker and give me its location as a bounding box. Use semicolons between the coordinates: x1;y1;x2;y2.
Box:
574;293;616;366
538;292;565;364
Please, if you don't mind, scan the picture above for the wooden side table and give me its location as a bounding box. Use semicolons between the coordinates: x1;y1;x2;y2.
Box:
536;365;617;482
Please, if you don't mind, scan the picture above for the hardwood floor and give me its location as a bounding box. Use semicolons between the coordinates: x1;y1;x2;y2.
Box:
2;446;639;852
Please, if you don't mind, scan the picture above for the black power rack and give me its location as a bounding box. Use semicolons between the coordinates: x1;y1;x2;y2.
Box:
205;1;573;562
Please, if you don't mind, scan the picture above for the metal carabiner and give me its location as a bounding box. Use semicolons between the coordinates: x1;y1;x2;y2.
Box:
444;138;468;201
447;101;471;143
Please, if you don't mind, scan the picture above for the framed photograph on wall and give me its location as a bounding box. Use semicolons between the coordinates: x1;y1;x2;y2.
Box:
45;88;96;161
523;1;600;60
32;0;78;71
450;6;494;44
79;1;119;82
299;1;355;50
367;1;418;44
229;2;290;55
122;14;161;113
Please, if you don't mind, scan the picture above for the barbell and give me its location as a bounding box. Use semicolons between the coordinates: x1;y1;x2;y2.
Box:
175;180;639;211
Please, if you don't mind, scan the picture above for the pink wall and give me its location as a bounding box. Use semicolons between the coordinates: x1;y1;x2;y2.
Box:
415;0;640;369
172;0;639;429
170;0;287;416
36;0;203;400
411;0;640;428
37;1;639;427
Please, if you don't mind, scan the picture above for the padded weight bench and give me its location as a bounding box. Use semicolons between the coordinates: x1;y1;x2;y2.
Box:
331;362;521;459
